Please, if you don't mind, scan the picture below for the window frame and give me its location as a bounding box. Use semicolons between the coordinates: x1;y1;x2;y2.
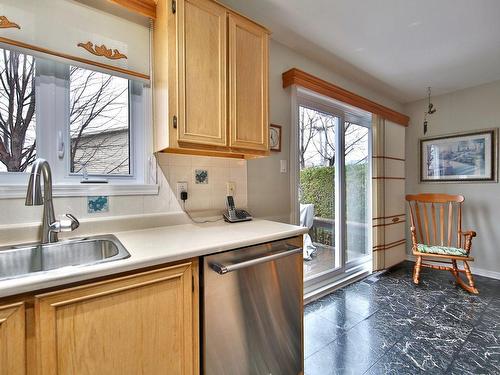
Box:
0;48;158;198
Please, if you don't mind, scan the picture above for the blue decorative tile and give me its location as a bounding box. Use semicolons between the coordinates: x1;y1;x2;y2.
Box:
195;169;208;184
87;196;109;213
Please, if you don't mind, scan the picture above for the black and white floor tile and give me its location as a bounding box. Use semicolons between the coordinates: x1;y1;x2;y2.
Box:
304;261;500;375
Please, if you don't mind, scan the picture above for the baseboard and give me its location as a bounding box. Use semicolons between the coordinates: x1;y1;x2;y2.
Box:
405;254;500;280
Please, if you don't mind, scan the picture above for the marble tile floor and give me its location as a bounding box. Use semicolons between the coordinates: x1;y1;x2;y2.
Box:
304;261;500;375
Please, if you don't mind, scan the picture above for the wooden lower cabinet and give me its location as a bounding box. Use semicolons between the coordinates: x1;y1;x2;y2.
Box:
0;302;26;375
30;261;198;375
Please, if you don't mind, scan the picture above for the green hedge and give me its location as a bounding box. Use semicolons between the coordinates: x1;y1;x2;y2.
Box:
299;166;334;219
299;164;367;222
346;163;368;223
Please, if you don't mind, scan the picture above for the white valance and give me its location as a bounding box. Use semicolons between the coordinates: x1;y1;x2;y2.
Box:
0;0;150;81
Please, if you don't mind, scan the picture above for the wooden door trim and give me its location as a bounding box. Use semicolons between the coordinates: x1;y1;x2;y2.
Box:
282;68;409;126
48;272;186;307
0;302;26;375
0;301;24;323
108;0;157;18
35;262;192;301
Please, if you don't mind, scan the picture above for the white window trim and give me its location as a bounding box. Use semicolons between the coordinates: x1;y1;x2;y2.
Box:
0;54;159;198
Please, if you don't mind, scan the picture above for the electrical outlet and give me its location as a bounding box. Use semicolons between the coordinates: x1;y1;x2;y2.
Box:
227;181;236;196
176;181;188;200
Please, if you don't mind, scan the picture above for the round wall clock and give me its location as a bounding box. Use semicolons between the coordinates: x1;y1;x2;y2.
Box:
269;124;281;152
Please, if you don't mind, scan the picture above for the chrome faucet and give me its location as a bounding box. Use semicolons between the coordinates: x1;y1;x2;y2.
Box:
25;159;79;243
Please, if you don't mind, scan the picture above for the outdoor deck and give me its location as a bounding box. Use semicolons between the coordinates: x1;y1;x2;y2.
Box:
304;243;335;279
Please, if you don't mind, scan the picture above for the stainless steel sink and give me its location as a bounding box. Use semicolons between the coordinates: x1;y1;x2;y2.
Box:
0;235;130;281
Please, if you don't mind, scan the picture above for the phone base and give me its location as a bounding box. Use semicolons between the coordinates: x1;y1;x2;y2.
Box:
223;212;253;223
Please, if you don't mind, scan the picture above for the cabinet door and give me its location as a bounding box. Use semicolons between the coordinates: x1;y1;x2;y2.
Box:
0;302;26;375
35;263;196;375
177;0;227;147
228;14;269;151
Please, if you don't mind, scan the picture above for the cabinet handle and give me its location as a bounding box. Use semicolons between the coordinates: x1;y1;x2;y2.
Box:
77;41;127;60
173;115;177;129
0;16;20;29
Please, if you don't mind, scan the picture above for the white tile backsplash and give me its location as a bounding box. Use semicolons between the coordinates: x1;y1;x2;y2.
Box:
161;154;247;211
0;153;247;226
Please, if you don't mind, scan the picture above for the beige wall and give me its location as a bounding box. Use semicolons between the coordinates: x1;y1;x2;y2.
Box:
246;40;404;222
404;79;500;277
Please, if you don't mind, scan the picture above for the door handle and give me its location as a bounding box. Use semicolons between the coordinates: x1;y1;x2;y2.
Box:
210;245;302;275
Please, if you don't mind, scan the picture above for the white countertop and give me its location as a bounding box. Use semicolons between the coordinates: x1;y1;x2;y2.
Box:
0;219;307;298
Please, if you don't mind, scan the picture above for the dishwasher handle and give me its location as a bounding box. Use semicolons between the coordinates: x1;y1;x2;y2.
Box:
210;245;302;275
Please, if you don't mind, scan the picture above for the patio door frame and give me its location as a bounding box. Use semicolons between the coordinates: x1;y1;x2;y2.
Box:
290;86;373;294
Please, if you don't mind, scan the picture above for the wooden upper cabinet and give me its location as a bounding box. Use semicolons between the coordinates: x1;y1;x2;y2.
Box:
177;0;227;147
228;14;269;151
0;302;26;375
154;0;270;158
34;262;197;375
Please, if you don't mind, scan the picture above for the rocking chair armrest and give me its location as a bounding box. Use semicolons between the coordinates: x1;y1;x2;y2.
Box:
460;230;477;238
460;230;477;252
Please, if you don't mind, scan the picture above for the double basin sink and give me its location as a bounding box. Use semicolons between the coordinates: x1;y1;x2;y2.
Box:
0;235;130;281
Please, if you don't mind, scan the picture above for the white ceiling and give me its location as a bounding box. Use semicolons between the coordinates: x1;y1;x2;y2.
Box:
220;0;500;103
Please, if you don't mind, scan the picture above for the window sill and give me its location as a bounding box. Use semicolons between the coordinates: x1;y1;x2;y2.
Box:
0;183;159;199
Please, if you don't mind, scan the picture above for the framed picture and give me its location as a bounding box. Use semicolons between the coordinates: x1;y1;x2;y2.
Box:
269;124;282;152
420;129;498;182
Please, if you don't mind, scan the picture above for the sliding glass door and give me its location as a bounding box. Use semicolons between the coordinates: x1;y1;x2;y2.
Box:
297;94;371;288
299;105;340;279
345;122;370;264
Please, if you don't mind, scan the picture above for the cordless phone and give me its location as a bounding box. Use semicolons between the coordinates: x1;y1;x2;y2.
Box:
223;196;252;223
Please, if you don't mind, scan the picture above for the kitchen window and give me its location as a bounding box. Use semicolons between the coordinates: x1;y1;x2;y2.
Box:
0;46;155;197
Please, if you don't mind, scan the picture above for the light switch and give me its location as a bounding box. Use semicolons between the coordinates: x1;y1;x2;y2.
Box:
227;181;236;196
280;160;287;173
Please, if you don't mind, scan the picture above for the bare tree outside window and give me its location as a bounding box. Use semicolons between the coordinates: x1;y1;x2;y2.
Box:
299;107;368;168
0;48;36;172
70;66;130;175
299;107;336;168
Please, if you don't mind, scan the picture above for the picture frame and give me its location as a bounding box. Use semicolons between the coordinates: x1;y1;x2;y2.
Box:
269;124;282;152
420;128;498;183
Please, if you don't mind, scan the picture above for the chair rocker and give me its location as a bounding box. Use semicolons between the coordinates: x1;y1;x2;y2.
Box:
406;193;478;294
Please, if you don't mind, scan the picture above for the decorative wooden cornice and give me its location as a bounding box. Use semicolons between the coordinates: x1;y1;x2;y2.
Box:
0;16;20;29
77;42;127;60
282;68;410;127
108;0;157;19
0;36;149;81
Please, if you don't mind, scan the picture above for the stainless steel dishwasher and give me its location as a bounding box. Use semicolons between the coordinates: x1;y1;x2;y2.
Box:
202;238;303;375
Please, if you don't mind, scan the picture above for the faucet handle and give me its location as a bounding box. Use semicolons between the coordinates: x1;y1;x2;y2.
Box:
50;214;80;233
65;214;80;231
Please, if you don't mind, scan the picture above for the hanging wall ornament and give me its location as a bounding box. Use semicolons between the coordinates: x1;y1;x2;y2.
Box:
423;87;436;134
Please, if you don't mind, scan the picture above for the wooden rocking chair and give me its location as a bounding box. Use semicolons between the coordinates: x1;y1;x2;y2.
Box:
406;193;478;294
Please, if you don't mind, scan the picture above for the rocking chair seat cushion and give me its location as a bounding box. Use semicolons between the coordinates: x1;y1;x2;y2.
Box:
416;244;468;257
